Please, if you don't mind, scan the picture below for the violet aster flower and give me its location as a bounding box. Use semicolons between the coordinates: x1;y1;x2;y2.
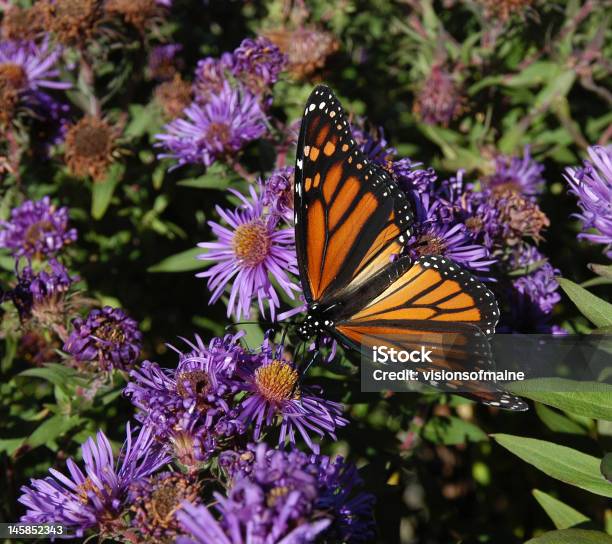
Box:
219;444;376;543
263;166;294;220
0;39;70;126
177;497;330;544
19;424;170;537
352;122;396;166
486;146;545;196
393;157;437;193
0;197;77;260
235;342;347;452
11;259;76;323
129;471;200;542
125;333;246;465
565;145;612;258
406;190;496;272
197;184;300;320
232;36;286;95
64;306;142;371
156;81;267;169
510;246;560;314
193;54;233;104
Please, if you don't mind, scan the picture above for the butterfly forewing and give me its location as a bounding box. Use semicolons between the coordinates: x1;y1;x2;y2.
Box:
294;85;414;306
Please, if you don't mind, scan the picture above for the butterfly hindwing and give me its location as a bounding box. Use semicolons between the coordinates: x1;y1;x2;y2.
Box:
294;85;414;306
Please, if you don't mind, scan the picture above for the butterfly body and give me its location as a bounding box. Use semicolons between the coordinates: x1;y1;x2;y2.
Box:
293;85;527;411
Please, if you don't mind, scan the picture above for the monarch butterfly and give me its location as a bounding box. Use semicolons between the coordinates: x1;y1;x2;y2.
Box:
293;85;527;411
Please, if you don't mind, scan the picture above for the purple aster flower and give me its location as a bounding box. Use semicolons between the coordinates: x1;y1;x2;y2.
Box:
11;259;76;323
177;496;330;544
197;184;300;320
193;54;234;104
0;196;77;260
352;122;396;166
64;306;142;371
232;36;286;95
393;157;437;194
486;146;545;196
262;166;294;220
216;443;375;543
156;81;267;169
510;246;560;314
235;341;347;453
19;424;170;537
406;190;496;272
565;145;612;258
125;333;246;465
129;471;200;543
0;38;70;126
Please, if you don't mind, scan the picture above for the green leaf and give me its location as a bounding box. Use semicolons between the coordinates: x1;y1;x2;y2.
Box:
589;264;612;280
525;529;612;544
557;278;612;328
19;364;79;389
91;163;125;220
178;174;232;190
492;434;612;497
532;489;590;529
25;414;82;450
177;163;234;190
508;379;612;421
601;453;612;483
535;403;588;435
422;416;488;445
0;438;25;455
147;247;203;273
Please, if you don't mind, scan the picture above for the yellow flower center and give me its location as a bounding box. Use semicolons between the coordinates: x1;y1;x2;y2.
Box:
232;220;271;267
254;360;300;403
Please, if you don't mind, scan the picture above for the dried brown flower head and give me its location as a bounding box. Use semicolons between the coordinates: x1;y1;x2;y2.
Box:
64;116;118;180
1;4;46;41
263;26;339;79
494;189;550;245
413;65;465;126
41;0;102;46
105;0;163;32
0;62;28;126
154;74;192;119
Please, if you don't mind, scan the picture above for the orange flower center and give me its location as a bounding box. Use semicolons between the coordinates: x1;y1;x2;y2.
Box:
254;360;300;403
232;221;271;267
0;62;27;92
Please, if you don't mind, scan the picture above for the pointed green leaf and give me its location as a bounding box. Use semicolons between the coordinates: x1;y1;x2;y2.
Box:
507;379;612;421
535;403;588;435
532;489;590;529
91;163;125;220
557;278;612;328
19;363;79;389
525;529;612;544
147;247;204;273
25;414;82;449
589;264;612;280
492;434;612;497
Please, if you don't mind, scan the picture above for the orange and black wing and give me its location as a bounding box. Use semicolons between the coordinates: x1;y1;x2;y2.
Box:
333;255;526;411
294;85;414;306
